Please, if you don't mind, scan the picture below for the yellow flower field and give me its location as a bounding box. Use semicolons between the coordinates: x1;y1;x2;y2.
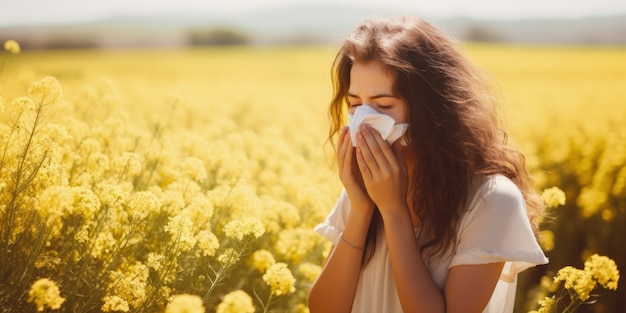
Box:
0;43;624;312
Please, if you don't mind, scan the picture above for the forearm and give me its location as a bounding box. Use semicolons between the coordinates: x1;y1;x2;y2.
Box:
308;209;372;313
383;211;446;313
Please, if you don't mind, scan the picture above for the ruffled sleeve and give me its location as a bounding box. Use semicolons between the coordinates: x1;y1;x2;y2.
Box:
313;189;350;246
450;175;548;280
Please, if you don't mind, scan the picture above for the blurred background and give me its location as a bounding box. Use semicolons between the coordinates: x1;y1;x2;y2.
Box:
1;0;626;48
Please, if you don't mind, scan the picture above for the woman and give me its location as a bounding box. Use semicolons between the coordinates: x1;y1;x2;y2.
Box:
308;16;548;313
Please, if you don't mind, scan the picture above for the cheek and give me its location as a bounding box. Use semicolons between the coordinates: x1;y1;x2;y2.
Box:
391;107;409;124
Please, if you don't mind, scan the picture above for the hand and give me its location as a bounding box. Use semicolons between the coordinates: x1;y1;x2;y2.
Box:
337;127;375;214
355;124;409;217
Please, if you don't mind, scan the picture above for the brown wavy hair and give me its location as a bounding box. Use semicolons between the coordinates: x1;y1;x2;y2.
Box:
328;16;543;264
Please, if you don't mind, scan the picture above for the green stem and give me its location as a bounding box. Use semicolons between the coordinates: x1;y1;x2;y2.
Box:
562;298;583;313
262;293;274;313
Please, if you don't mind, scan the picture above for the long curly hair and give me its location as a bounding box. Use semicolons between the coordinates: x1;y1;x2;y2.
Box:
328;16;543;264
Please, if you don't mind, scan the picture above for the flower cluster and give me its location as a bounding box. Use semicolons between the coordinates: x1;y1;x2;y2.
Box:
4;39;20;54
223;218;265;241
541;186;566;209
165;294;205;313
0;71;334;312
27;278;66;312
530;254;620;313
263;262;296;296
215;290;255;313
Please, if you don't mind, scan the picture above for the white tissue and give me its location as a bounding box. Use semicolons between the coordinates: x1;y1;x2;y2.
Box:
348;104;409;147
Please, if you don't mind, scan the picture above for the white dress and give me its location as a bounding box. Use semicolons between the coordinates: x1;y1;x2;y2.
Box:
314;174;549;313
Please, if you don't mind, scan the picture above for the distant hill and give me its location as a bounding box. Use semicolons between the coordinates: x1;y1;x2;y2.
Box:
1;4;625;49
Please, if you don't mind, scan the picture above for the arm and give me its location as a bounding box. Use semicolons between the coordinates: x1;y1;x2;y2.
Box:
308;128;375;313
383;211;503;312
356;125;504;312
308;207;373;313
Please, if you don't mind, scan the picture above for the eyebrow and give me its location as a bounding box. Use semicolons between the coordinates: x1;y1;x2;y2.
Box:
347;92;397;99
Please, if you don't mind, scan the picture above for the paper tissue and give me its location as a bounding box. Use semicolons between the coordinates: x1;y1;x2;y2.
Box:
348;104;409;147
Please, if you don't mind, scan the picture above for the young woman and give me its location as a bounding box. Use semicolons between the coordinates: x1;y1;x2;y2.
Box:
308;16;548;313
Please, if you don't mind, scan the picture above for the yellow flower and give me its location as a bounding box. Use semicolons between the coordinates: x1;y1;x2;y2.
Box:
101;295;129;312
74;226;90;244
4;39;20;54
29;76;63;106
36;185;74;238
27;278;66;311
538;230;554;252
223;218;265;241
165;214;197;252
554;266;596;301
195;230;220;257
146;253;167;272
217;248;240;267
541;186;566;209
90;231;117;259
184;194;215;231
165;294;205;313
87;152;110;180
95;182;131;210
111;151;143;179
275;228;318;263
127;191;161;220
295;303;311;313
158;189;186;215
584;254;620;290
535;296;556;313
299;262;322;282
251;249;276;272
577;187;607;218
260;196;301;233
215;290;255;313
106;267;148;309
9;96;34;115
180;157;207;182
72;186;101;221
263;262;296;296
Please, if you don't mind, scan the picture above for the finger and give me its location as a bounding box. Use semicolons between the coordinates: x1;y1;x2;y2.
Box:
391;141;407;171
355;146;371;180
339;130;352;168
364;126;401;172
356;130;380;172
337;126;348;151
343;133;355;172
358;125;397;171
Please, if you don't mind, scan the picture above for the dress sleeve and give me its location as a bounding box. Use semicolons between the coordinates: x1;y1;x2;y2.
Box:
450;175;548;280
313;189;350;246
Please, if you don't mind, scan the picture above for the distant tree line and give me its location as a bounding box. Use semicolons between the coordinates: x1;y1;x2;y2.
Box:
186;26;250;46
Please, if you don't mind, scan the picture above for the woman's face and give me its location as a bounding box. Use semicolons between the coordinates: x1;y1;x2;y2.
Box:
347;60;408;124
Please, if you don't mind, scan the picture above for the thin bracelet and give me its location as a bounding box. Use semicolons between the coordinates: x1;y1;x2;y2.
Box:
340;233;364;250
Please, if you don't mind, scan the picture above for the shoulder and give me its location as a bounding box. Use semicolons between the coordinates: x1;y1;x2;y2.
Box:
452;174;548;269
471;174;524;210
475;174;521;197
462;175;527;226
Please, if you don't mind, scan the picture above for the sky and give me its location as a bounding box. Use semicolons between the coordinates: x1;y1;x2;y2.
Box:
1;0;626;26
